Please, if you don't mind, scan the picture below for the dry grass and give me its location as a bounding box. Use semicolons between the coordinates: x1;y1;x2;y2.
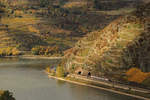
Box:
28;25;40;33
63;1;87;8
1;15;38;25
14;10;24;15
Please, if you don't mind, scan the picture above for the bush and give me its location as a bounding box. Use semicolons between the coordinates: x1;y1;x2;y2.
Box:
45;67;56;76
31;46;61;56
0;7;5;13
0;0;8;7
0;0;10;13
56;65;65;77
93;0;100;9
0;91;15;100
39;0;50;7
48;6;68;17
31;46;40;55
12;48;20;56
45;67;51;73
142;77;150;87
0;48;20;57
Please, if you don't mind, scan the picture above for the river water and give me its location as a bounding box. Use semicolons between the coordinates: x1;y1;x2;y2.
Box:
0;57;140;100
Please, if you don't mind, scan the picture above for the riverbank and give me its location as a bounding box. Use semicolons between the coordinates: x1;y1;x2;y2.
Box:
46;72;150;100
0;90;15;100
0;90;4;95
1;55;63;60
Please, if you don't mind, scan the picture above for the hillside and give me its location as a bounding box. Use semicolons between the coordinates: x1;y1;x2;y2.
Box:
62;2;150;83
0;0;143;56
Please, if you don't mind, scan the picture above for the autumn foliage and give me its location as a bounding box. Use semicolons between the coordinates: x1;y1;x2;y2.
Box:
31;46;61;56
126;68;150;83
0;91;15;100
0;47;20;57
56;65;65;77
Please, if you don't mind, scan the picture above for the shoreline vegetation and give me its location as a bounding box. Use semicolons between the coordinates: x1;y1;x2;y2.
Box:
0;48;64;58
0;55;63;59
0;90;15;100
45;70;150;100
20;56;63;59
0;48;64;59
0;0;150;100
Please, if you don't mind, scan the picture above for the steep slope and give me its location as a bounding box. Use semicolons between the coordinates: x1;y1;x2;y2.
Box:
63;3;150;77
0;14;48;50
0;0;146;55
0;0;119;53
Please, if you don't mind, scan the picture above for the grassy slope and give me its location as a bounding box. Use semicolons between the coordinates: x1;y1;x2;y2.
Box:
63;2;150;81
0;0;140;54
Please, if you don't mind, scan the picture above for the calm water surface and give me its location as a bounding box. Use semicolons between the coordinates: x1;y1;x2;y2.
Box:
0;57;140;100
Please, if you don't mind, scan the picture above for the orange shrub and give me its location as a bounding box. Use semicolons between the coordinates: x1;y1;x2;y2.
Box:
126;68;150;83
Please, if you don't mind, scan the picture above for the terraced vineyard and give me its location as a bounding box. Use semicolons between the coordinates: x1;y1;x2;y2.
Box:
0;31;17;48
0;14;45;50
0;0;143;55
63;3;150;77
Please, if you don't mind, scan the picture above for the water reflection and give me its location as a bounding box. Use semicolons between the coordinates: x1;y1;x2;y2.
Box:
0;57;60;70
0;58;141;100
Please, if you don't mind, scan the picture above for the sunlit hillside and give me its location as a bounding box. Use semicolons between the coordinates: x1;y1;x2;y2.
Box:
0;0;143;56
62;2;150;85
0;0;150;100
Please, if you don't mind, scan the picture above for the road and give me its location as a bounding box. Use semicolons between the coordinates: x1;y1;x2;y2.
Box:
70;74;150;94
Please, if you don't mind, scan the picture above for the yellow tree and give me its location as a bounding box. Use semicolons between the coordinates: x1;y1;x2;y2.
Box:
56;66;65;77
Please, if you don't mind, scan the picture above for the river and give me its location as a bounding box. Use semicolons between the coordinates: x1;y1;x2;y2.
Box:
0;57;141;100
